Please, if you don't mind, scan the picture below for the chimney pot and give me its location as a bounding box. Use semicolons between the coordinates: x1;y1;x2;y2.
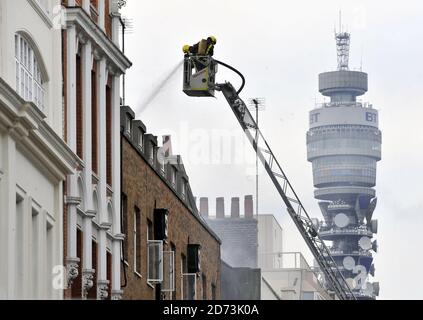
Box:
199;197;209;217
216;197;225;218
231;197;240;218
244;195;254;219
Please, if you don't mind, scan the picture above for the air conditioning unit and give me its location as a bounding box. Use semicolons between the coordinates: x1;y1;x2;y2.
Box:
161;251;175;292
187;244;201;273
147;240;163;283
154;208;169;240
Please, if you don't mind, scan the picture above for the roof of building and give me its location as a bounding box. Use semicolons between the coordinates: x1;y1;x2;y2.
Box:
120;105;221;244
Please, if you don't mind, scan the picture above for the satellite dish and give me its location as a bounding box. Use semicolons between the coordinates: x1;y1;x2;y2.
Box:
372;240;378;253
334;213;350;228
358;236;372;250
343;256;355;271
345;278;355;289
373;282;380;296
366;197;377;223
369;264;376;277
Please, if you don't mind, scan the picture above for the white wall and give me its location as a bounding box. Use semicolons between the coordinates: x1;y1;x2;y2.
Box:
0;0;63;134
0;0;67;300
258;214;283;269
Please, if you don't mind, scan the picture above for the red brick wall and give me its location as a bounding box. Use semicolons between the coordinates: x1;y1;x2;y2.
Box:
90;0;98;10
121;137;221;300
105;0;112;39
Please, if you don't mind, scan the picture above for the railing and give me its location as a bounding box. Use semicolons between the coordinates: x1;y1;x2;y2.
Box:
258;252;311;270
314;101;373;109
259;252;329;298
324;248;373;258
319;225;373;237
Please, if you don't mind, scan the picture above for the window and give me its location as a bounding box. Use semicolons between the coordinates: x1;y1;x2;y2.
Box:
202;274;207;300
171;167;176;188
126;115;132;134
32;207;40;298
15;194;25;297
134;207;141;275
15;34;45;110
147;240;163;283
91;68;98;174
121;193;128;262
46;220;53;298
138;129;144;150
181;179;186;200
149;143;155;165
106;81;112;186
171;243;177;300
76;55;83;159
160;154;166;175
162;250;175;292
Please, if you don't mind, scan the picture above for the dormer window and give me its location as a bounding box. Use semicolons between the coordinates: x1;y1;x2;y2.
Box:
160;157;166;175
15;34;45;111
171;167;176;188
138;129;144;150
126;114;131;134
149;143;155;165
181;179;186;199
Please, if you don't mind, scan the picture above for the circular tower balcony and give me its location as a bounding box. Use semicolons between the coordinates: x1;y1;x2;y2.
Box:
319;70;368;97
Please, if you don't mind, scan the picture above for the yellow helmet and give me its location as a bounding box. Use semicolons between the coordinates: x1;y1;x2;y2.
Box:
182;44;190;53
208;36;217;44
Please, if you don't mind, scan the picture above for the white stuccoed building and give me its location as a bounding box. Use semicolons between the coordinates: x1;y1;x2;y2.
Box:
0;0;79;299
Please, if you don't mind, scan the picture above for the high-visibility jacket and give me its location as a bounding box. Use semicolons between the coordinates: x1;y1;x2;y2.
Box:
190;39;214;56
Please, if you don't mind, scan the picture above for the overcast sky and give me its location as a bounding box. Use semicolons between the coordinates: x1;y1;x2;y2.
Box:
121;0;423;299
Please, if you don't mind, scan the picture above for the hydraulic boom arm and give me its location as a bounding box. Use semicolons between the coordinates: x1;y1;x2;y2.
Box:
216;81;356;300
182;52;355;299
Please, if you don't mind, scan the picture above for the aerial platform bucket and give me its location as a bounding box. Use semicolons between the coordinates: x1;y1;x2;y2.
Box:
183;56;217;97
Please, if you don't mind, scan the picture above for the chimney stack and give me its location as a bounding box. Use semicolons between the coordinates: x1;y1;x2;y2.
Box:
216;197;225;218
199;197;209;217
231;197;240;218
244;195;254;219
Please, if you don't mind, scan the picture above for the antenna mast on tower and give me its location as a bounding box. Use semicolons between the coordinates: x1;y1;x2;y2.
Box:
335;11;351;71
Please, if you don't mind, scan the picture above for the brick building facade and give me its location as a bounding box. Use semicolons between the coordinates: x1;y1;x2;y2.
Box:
121;106;221;300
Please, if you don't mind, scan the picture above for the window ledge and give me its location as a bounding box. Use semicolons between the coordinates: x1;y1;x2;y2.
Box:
134;271;142;279
147;281;155;289
27;0;53;29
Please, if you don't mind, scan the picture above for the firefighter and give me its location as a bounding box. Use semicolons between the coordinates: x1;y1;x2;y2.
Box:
182;36;217;57
205;36;217;56
183;44;191;57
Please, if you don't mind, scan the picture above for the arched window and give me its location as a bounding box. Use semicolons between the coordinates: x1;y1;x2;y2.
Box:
15;33;45;110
